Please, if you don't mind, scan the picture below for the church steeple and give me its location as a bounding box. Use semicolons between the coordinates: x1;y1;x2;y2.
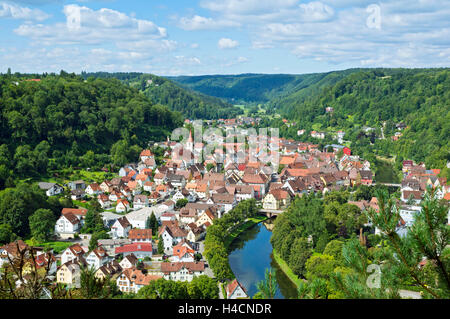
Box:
187;130;194;152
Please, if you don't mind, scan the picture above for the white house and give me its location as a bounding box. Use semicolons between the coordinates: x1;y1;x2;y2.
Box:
38;182;64;197
110;217;132;239
115;243;153;260
55;213;82;239
226;279;248;299
60;244;86;265
161;262;205;282
85;247;109;270
119;254;139;269
116;199;130;213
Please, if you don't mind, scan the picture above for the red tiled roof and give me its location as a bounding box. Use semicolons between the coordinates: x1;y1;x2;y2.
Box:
115;243;152;254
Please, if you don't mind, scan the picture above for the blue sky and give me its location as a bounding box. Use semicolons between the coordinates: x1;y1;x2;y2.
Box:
0;0;449;75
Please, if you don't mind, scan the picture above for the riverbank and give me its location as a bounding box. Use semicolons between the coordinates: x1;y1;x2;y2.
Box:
272;249;304;289
223;215;269;248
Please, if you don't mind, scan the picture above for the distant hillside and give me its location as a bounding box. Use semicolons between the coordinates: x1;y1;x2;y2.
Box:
0;73;183;186
169;70;363;104
82;72;243;120
276;68;450;169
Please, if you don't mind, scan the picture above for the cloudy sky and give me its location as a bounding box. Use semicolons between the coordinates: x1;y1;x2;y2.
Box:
0;0;449;75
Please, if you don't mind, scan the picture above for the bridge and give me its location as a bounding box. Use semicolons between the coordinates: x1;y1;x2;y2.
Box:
259;209;284;218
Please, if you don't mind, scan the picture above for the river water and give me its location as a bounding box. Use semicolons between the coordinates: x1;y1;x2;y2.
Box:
227;220;298;299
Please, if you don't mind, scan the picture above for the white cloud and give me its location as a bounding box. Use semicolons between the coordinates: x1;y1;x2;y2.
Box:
15;4;167;44
0;2;50;21
201;0;298;15
298;2;334;22
218;38;239;49
178;15;240;30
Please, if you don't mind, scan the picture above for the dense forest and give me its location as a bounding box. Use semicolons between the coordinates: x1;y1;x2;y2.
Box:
0;72;183;188
169;70;362;104
82;72;243;120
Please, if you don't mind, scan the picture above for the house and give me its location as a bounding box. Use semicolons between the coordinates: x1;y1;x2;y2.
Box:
98;194;111;208
161;262;205;282
195;209;215;228
119;253;139;269
226;279;248;299
95;261;122;281
186;225;206;243
38;182;64;196
128;229;152;243
158;224;188;253
172;244;195;262
211;193;237;215
85;183;102;196
100;181;113;193
115;243;153;260
360;170;373;185
0;240;29;268
143;181;154;192
161;211;176;223
178;208;197;225
133;195;149;210
85;246;110;270
116;199;130;213
34;252;57;275
57;259;86;288
111;217;132;239
71;189;86;201
116;267;161;294
55;212;82;239
68;180;86;191
60;244;86;265
262;189;291;210
97;238;132;256
173;190;187;202
140;149;154;162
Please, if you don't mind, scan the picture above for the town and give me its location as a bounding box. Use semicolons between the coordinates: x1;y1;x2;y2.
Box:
1;116;447;299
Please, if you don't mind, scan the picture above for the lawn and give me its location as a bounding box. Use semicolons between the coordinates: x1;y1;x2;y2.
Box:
25;240;73;254
272;248;304;288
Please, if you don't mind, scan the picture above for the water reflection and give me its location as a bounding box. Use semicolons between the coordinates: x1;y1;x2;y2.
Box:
228;221;298;299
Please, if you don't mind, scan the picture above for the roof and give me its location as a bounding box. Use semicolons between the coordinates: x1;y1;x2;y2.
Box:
115;216;132;229
62;212;80;225
128;229;152;240
115;243;152;254
226;279;247;296
62;208;87;217
161;262;205;274
140;149;153;157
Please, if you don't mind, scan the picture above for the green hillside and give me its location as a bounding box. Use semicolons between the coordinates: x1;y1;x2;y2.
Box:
275;68;450;170
0;72;183;188
169;70;363;104
82;72;243;119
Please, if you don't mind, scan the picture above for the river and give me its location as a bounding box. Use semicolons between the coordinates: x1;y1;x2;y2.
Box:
227;220;298;299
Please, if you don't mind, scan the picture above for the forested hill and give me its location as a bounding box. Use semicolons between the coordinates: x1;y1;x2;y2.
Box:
169;70;363;104
82;72;243;119
276;68;450;169
0;73;183;187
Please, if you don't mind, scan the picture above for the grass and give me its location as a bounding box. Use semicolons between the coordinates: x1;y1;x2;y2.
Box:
272;248;304;289
25;240;73;254
18;168;119;188
223;215;268;248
